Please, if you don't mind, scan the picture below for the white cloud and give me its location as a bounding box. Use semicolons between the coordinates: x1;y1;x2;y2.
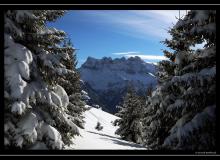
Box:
146;62;159;65
112;51;167;61
112;51;140;55
125;54;167;60
78;10;188;40
132;10;187;25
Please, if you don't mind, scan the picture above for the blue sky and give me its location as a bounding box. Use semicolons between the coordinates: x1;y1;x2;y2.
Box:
47;10;187;68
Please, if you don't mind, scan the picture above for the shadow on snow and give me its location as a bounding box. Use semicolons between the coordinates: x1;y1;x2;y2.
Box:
87;131;147;149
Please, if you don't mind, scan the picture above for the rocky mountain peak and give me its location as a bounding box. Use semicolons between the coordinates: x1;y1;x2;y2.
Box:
79;56;158;113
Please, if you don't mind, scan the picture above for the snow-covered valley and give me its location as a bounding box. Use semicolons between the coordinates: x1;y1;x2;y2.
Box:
67;106;147;150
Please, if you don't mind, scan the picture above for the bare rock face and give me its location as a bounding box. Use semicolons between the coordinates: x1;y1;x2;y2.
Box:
79;56;158;113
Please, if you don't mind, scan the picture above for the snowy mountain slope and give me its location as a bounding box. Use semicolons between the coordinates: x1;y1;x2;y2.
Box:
80;56;156;91
79;56;158;113
68;106;147;150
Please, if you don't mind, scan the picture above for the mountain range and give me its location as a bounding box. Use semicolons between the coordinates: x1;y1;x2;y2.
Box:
79;56;158;113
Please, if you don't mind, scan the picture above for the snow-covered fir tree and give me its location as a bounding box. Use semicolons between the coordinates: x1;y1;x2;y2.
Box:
4;10;85;149
59;38;87;130
95;122;103;131
142;10;216;150
114;87;144;144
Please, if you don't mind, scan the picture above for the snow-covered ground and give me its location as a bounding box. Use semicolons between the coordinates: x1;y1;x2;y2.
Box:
68;106;147;150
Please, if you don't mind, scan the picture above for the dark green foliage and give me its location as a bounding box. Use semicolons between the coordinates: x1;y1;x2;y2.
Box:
115;87;145;144
4;10;86;149
142;10;216;150
95;122;103;131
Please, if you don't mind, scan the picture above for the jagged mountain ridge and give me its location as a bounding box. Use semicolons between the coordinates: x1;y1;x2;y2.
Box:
79;56;158;113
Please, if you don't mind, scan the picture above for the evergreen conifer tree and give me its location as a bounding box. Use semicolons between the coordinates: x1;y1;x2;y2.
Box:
115;87;144;144
59;37;87;130
4;10;85;149
142;10;216;150
95;122;103;131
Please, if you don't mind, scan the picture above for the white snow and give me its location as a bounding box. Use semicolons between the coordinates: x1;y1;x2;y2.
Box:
53;85;69;109
41;123;64;149
81;90;91;101
15;136;24;148
5;37;33;64
148;72;156;77
11;101;27;115
18;61;30;80
15;10;36;23
4;17;23;37
6;65;27;99
17;112;38;144
62;113;80;135
29;142;48;150
68;106;147;150
163;105;216;148
50;91;62;107
4;34;33;99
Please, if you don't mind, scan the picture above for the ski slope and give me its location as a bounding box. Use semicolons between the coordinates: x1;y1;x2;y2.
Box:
68;106;147;150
